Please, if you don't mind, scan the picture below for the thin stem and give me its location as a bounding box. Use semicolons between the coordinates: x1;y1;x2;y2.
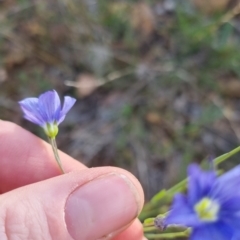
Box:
142;145;240;213
143;226;157;232
166;145;240;193
49;137;65;174
141;179;187;215
145;230;189;239
166;145;240;194
141;146;240;238
166;178;187;195
214;146;240;165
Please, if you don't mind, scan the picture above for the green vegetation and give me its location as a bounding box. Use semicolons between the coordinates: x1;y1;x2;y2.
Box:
1;0;240;209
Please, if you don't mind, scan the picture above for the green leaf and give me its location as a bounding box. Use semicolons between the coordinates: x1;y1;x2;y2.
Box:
151;189;167;203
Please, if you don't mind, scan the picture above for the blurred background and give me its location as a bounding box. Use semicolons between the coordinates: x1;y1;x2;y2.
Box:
1;0;240;200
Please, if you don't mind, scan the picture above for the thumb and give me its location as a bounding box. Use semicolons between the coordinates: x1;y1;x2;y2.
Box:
0;168;143;240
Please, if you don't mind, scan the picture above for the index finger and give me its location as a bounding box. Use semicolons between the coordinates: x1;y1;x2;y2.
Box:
0;120;86;192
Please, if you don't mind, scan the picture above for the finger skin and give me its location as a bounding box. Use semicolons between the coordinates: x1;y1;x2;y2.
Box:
0;120;85;192
0;120;145;239
113;219;144;240
0;168;144;240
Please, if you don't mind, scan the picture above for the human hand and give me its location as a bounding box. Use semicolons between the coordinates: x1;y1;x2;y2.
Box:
0;121;145;240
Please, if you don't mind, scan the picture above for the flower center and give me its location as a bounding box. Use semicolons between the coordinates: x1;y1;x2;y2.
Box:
44;123;59;138
194;198;219;222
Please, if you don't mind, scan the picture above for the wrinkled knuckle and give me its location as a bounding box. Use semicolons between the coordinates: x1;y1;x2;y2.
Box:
0;198;52;240
0;207;27;240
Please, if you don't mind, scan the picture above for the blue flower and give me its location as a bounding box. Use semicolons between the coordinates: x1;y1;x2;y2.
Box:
162;164;240;240
19;90;76;138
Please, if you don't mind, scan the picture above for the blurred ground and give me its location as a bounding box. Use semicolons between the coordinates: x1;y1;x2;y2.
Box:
1;0;240;200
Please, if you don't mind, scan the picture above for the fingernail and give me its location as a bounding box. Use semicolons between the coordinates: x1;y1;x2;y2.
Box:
65;174;140;240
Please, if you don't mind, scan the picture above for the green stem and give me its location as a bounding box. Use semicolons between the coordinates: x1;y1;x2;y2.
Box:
166;145;240;194
145;230;189;239
214;146;240;165
141;179;187;215
141;146;240;238
143;226;157;232
166;178;187;195
49;137;65;174
142;145;240;213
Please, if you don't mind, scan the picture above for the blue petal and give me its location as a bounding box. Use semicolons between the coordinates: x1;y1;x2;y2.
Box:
191;222;234;240
165;193;201;227
224;215;240;231
232;232;240;240
19;98;45;126
210;166;240;210
219;199;240;230
188;164;216;205
220;196;240;213
58;96;76;124
218;165;240;184
38;90;61;123
215;165;240;197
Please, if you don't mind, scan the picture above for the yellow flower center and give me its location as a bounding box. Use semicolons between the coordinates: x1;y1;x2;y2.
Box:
44;123;59;138
194;198;219;222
